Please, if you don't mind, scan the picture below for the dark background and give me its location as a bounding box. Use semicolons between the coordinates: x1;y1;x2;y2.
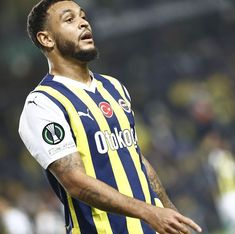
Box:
0;0;235;233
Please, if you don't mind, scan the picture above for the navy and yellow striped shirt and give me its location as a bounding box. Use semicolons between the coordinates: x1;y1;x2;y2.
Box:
34;73;163;234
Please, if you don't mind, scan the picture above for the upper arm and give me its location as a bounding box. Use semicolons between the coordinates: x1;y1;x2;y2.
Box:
141;155;177;209
18;92;77;169
141;154;164;192
141;154;154;176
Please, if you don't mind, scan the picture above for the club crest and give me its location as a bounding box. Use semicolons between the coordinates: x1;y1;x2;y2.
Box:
118;99;131;113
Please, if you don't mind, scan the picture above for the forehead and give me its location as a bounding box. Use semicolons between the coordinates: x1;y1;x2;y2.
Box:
47;1;83;18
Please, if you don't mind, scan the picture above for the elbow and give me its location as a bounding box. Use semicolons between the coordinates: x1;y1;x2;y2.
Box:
60;173;84;199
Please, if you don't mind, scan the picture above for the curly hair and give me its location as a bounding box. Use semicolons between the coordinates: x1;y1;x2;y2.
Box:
27;0;72;49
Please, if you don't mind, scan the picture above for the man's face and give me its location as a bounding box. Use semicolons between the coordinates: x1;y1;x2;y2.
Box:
46;1;97;61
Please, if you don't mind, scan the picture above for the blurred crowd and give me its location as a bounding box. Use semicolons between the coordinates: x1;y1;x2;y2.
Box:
0;0;235;233
0;188;64;234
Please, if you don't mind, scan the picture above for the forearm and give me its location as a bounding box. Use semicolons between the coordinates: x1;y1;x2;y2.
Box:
62;170;202;234
48;153;151;220
65;171;151;219
49;153;202;233
142;155;177;210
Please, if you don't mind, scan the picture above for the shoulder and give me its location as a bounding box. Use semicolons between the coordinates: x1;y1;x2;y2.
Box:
94;73;120;84
21;91;59;116
19;91;65;130
94;73;126;90
95;73;132;102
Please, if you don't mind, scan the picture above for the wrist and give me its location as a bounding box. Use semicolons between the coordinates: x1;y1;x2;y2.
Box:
138;202;155;224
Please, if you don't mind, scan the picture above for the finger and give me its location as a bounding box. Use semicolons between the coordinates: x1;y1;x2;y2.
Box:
178;216;202;233
164;226;181;234
171;221;190;234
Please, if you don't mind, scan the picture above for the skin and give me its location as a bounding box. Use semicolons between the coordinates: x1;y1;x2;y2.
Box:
37;0;94;85
141;155;177;211
37;1;202;233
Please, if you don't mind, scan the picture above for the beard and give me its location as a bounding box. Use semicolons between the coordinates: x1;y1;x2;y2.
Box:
55;36;98;62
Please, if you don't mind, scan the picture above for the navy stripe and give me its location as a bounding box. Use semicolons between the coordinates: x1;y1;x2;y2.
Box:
95;74;160;205
33;89;81;232
107;213;129;234
93;76;160;234
40;75;128;232
44;169;74;231
40;78;120;188
94;73;135;130
89;90;146;199
38;77;98;232
121;83;131;103
86;92;135;232
91;75;147;196
72;199;98;234
140;221;156;234
39;74;158;233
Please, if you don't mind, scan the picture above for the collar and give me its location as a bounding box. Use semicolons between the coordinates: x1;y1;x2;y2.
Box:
52;71;97;93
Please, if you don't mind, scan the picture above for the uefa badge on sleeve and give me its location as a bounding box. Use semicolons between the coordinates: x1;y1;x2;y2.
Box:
42;123;65;145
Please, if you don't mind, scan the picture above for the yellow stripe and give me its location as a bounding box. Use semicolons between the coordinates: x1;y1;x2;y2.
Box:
35;86;95;176
101;75;130;104
154;198;164;208
154;198;163;234
36;85;113;234
96;81;152;204
67;194;81;233
96;80;154;234
63;84;143;234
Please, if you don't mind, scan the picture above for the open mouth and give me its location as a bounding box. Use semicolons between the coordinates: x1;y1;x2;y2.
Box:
81;31;93;40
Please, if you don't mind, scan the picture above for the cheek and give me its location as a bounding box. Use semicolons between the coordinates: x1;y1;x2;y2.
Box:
58;24;79;38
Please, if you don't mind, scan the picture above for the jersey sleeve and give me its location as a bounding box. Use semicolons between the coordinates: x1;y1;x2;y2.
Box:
18;92;77;169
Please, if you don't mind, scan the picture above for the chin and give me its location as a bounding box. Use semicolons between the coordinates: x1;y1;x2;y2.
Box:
80;44;96;51
74;48;98;62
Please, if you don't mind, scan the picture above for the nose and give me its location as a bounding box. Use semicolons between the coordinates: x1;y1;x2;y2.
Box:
79;18;89;29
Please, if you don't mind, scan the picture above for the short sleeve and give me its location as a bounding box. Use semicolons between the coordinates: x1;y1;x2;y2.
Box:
18;92;77;169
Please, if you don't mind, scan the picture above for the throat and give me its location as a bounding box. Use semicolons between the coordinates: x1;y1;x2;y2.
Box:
50;63;92;85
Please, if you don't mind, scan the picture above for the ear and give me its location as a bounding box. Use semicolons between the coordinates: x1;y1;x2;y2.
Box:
36;31;55;49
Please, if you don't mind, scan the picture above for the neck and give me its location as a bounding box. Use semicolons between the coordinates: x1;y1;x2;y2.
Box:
48;55;91;85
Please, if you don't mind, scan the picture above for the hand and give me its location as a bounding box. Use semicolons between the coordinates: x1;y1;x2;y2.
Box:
145;207;202;234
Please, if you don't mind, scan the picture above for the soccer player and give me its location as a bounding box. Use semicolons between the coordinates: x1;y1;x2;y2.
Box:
18;0;202;233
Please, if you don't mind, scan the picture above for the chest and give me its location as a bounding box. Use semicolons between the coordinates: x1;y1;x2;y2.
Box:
72;88;135;136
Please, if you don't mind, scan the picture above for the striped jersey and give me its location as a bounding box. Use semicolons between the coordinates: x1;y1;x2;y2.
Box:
19;72;163;234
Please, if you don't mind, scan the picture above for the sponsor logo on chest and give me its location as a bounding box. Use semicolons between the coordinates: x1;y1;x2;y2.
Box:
94;127;137;154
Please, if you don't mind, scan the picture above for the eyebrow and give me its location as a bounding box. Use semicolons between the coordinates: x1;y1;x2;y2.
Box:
59;8;85;19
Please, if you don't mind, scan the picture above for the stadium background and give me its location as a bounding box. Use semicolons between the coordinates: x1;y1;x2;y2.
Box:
0;0;235;233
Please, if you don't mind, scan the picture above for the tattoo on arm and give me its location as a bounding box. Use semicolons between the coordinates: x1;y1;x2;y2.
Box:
49;153;85;179
77;186;116;211
48;153;146;217
48;153;119;211
142;155;177;210
50;155;127;213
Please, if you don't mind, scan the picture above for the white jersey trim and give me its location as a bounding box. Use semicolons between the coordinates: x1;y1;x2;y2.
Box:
53;71;97;93
19;91;77;169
